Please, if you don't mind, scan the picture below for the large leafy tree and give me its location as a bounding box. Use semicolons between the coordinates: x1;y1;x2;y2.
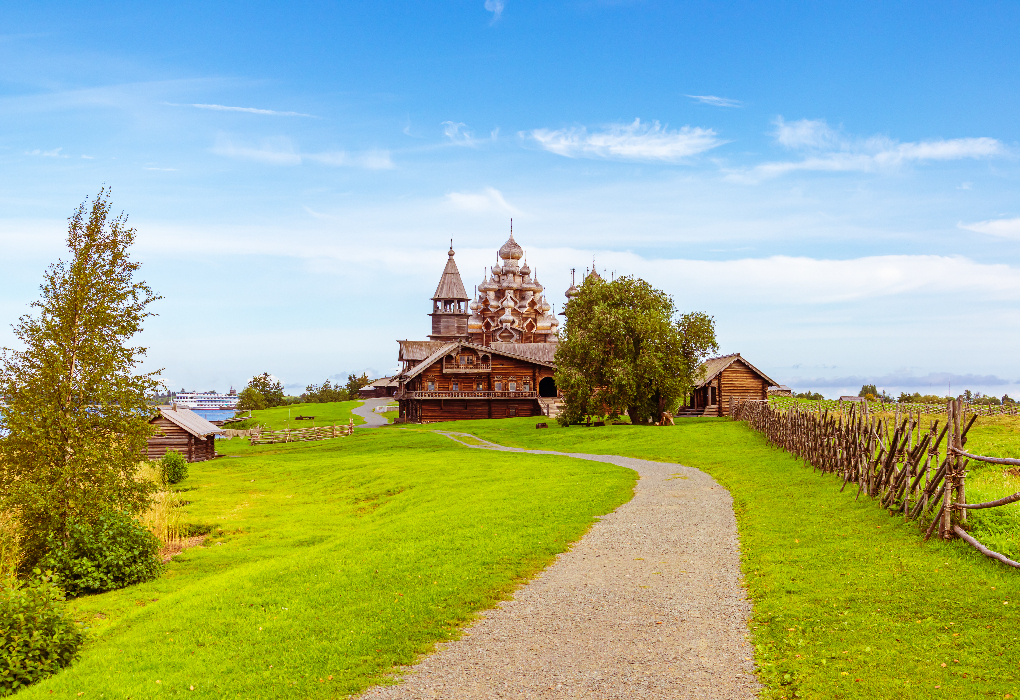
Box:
0;189;162;565
237;372;285;409
343;372;371;400
554;275;717;426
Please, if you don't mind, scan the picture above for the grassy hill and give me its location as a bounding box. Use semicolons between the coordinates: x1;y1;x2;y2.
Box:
23;428;635;698
241;400;366;430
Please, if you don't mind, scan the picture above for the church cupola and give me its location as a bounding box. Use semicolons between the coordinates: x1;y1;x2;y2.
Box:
428;243;471;342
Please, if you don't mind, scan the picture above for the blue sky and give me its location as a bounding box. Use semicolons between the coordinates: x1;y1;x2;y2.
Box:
2;1;1019;397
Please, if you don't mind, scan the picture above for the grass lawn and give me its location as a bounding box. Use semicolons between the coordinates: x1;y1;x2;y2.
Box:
434;416;1020;700
23;428;635;698
244;400;366;430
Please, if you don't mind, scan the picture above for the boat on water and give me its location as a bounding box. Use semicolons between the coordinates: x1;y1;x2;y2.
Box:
171;389;240;411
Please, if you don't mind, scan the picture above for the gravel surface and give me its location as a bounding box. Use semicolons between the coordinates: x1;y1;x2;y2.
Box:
360;431;759;700
353;398;392;428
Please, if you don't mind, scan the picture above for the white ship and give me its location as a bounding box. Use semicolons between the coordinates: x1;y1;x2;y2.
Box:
171;389;240;411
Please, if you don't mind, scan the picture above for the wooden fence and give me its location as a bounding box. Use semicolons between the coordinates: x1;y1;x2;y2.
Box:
248;420;354;445
731;397;1020;569
768;395;1020;417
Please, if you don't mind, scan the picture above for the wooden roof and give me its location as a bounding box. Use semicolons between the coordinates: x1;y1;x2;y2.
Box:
695;353;777;389
432;247;470;300
368;376;399;388
490;342;557;364
399;340;555;381
398;340;449;361
152;406;225;438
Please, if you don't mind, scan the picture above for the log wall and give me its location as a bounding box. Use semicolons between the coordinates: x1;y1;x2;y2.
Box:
147;417;216;462
719;361;768;417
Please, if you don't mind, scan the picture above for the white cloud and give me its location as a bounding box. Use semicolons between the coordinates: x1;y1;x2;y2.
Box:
211;135;393;169
959;217;1020;239
484;0;504;22
175;103;315;117
731;117;1008;182
686;94;742;108
444;187;519;215
25;147;66;158
524;118;723;162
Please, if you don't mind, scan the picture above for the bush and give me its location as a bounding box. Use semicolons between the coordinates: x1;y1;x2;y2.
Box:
0;572;86;695
39;511;162;598
0;511;22;585
159;450;188;485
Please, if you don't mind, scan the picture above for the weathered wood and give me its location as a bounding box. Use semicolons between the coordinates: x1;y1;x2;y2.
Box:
953;525;1020;568
958;492;1020;510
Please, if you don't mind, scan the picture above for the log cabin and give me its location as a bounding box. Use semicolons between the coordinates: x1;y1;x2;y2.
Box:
688;353;777;418
147;406;224;462
396;232;564;422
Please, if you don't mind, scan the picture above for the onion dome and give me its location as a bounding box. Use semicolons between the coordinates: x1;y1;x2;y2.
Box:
498;234;524;261
478;273;498;293
565;284;580;298
520;259;531;276
469;299;480;311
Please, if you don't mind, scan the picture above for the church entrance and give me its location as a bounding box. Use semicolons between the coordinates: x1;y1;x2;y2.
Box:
539;377;557;397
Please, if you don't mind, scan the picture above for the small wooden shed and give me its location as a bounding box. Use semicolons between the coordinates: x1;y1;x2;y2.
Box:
147;406;224;462
689;353;778;417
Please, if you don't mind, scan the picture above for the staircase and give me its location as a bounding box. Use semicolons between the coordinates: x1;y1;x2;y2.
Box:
674;404;717;418
538;397;564;418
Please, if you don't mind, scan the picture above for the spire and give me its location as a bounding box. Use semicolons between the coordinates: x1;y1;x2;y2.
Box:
432;244;470;300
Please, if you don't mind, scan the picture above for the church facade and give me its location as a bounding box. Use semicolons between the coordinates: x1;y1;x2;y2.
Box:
396;233;566;423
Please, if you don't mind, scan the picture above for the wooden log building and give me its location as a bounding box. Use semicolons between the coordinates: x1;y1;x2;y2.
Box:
147;406;224;462
688;353;777;418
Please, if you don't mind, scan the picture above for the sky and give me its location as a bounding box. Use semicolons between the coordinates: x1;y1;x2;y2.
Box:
1;1;1019;398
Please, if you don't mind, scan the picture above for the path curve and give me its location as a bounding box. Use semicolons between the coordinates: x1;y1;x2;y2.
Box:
361;431;759;700
353;398;393;428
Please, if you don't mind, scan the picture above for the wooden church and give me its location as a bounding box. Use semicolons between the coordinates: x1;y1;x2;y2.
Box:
396;233;565;423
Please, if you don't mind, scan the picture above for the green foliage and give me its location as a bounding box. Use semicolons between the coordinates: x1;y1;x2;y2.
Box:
792;391;824;400
344;372;372;399
0;189;161;568
301;379;347;403
858;384;878;398
39;511;162;598
21;428;634;696
0;511;22;586
897;391;949;404
0;572;86;696
239;372;285;409
555;275;717;426
244;400;364;430
236;386;267;411
158;450;188;485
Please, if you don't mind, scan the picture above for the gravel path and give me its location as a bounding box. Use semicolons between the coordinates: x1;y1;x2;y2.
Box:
353;398;393;428
360;431;759;700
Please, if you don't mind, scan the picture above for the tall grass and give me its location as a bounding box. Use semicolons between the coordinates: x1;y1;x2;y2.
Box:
136;462;184;545
0;509;22;585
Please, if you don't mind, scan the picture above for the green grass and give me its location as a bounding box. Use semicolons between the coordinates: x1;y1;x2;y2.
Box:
23;428;635;698
246;400;366;430
434;416;1020;700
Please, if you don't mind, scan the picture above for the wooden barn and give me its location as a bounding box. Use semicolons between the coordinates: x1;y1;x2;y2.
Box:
688;353;777;418
358;377;399;399
396;340;558;423
147;406;224;462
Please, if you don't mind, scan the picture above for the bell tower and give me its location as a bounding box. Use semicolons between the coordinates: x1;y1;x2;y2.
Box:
428;243;471;341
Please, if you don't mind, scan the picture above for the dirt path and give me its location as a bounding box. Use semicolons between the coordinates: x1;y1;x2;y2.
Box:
352;398;392;428
360;431;759;700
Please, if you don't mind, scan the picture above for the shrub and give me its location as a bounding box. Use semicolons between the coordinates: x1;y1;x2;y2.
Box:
39;511;162;597
0;572;86;695
159;450;188;485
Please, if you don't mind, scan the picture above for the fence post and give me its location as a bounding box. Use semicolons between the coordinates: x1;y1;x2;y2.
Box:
941;399;955;539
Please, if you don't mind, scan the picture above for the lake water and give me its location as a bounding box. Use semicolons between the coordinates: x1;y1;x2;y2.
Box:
192;409;239;422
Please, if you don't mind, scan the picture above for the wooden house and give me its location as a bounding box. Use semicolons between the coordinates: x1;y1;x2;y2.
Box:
396;340;557;422
147;406;224;462
358;377;399;399
688;353;777;418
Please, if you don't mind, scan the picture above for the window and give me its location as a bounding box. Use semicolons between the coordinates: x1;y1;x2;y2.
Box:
459;355;467;366
451;381;459;391
508;381;517;392
495;381;503;392
476;381;484;391
507;407;517;417
523;381;530;392
427;380;435;391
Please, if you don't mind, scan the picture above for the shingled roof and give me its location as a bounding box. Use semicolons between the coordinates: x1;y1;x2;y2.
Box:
432;247;469;300
491;342;557;364
152;406;225;438
398;340;449;362
399;340;556;381
695;353;777;389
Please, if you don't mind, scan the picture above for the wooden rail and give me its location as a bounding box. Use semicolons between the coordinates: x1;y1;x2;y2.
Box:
249;421;354;445
731;396;1020;570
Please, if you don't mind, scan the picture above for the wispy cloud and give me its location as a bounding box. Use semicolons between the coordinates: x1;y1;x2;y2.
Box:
524;118;723;162
484;0;504;23
25;147;67;158
686;94;742;108
441;121;498;146
445;187;519;214
167;103;314;117
732;117;1007;182
959;217;1020;239
212;135;393;169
